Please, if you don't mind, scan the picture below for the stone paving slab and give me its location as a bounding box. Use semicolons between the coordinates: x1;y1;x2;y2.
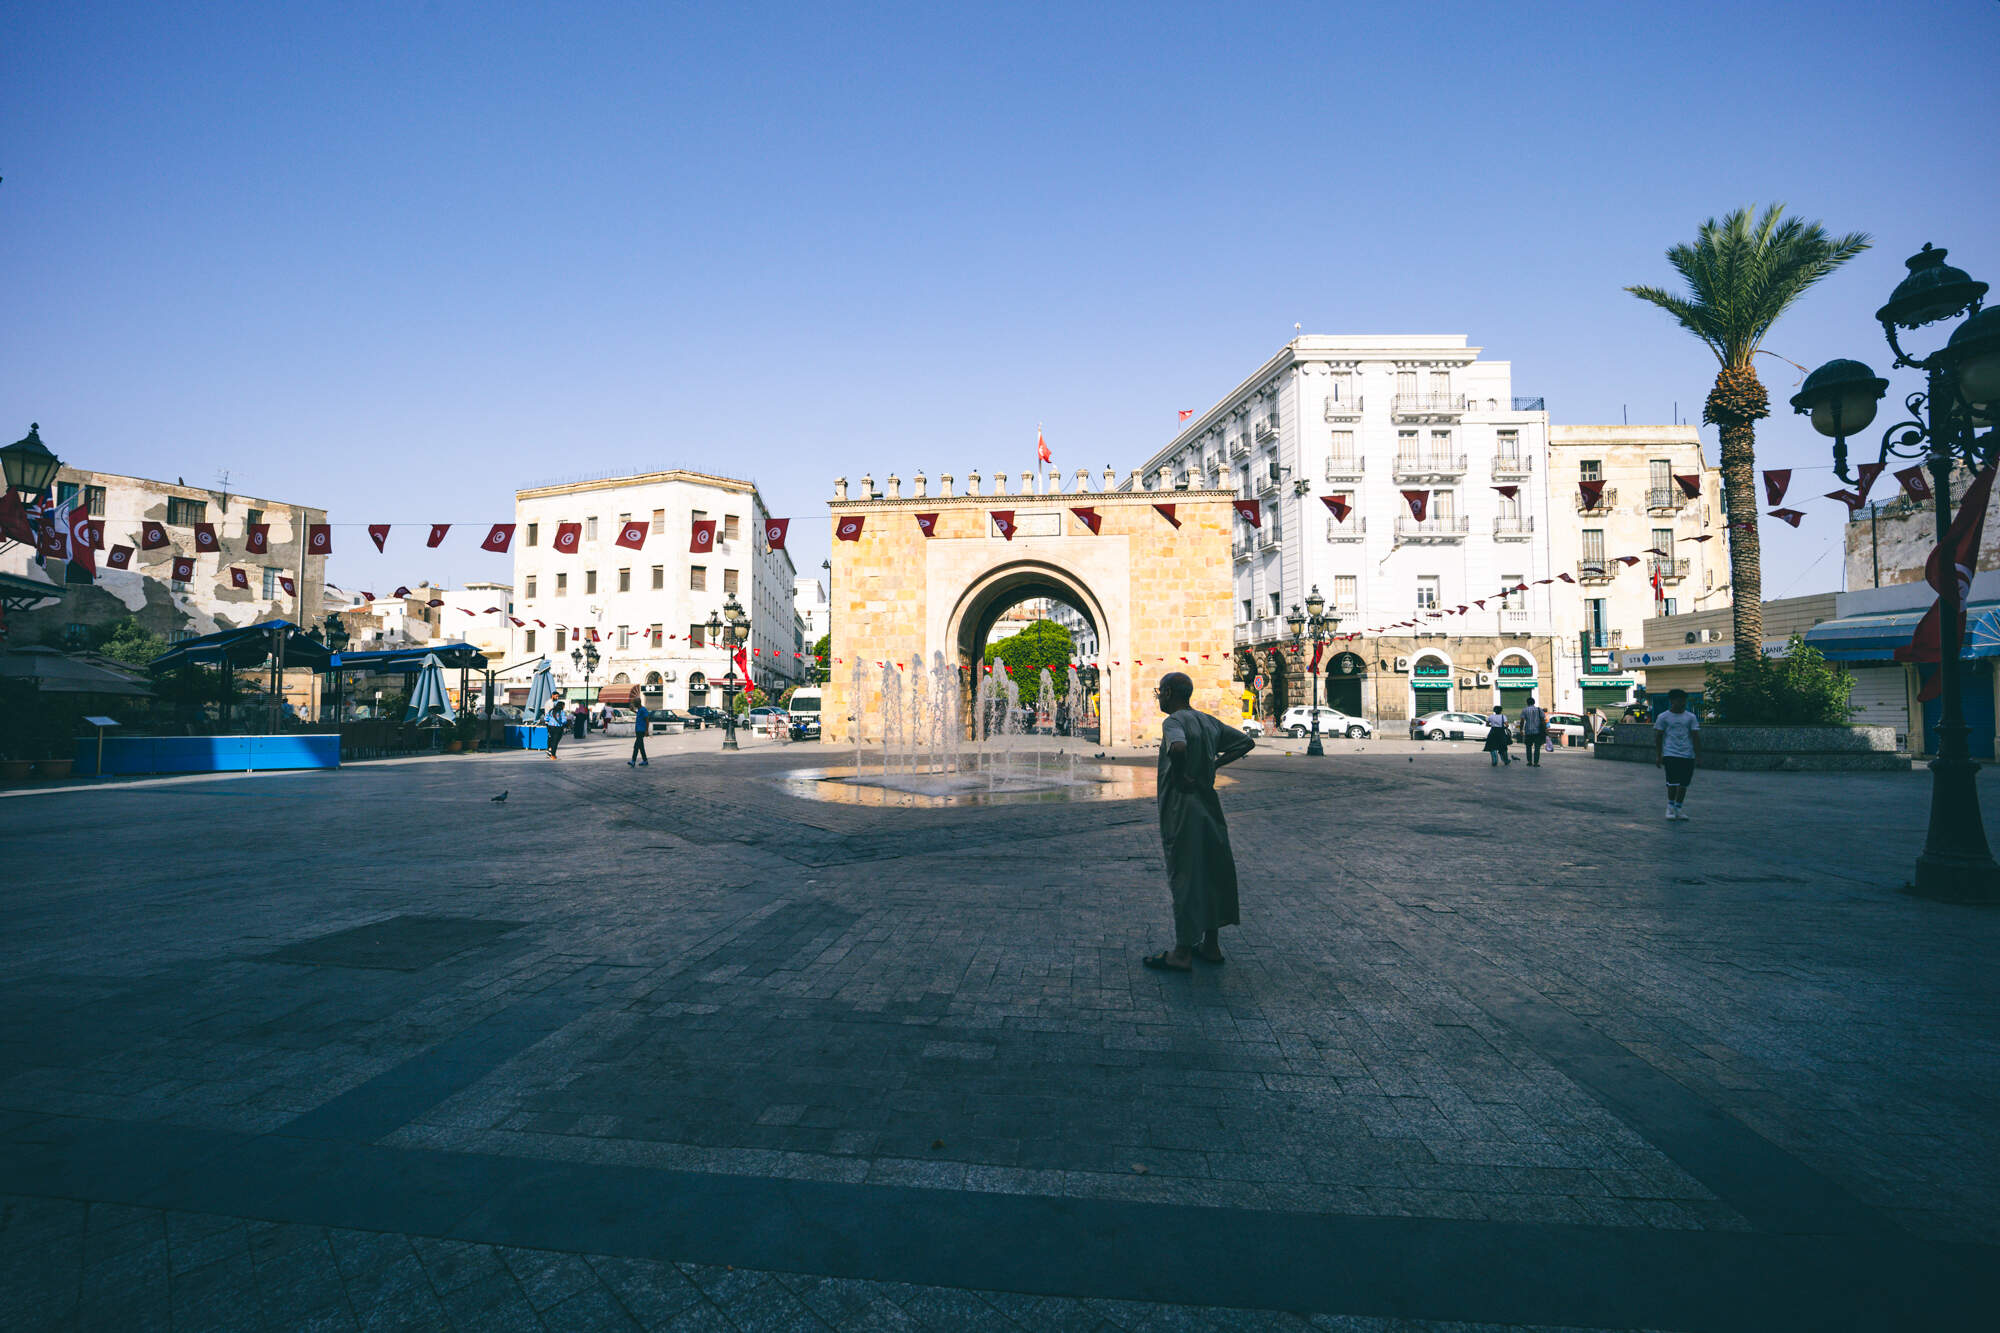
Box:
1;736;1997;1328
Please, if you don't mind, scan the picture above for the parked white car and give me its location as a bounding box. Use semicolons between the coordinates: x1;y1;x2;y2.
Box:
1239;718;1264;737
1411;711;1494;741
1279;706;1372;739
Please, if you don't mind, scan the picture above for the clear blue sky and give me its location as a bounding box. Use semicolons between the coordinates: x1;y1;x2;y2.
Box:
4;1;1995;600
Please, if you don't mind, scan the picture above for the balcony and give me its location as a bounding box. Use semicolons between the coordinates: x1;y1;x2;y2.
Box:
1512;396;1545;411
1257;527;1281;550
1645;486;1687;513
1392;393;1467;419
1492;453;1532;478
1394;515;1470;542
1326;515;1366;541
1325;454;1364;480
1393;452;1469;480
1254;415;1279;441
1493;515;1535;540
1323;396;1363;420
1651;556;1690;582
1575;484;1617;512
1579;560;1614;583
1227;437;1251;460
1233;538;1253;562
1257;466;1282;494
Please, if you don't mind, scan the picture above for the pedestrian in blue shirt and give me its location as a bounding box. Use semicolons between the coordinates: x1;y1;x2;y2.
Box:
630;701;651;767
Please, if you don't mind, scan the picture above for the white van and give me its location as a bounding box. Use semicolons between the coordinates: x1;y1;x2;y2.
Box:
788;686;822;718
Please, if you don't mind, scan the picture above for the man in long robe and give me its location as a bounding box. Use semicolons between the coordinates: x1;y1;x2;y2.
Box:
1146;672;1255;972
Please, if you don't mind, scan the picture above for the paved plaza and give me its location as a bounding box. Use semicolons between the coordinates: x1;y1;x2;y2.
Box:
2;734;1997;1331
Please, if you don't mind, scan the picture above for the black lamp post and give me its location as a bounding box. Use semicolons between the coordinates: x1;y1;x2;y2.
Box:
2;423;60;501
706;595;750;750
1791;242;2000;904
1286;585;1341;757
570;640;600;717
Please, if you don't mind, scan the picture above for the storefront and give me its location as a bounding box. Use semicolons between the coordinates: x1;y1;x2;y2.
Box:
1324;651;1366;715
1804;601;2000;758
1494;655;1538;718
1579;670;1637;715
1410;654;1452;717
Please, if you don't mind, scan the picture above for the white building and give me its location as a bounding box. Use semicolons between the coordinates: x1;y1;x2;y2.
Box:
1136;335;1569;722
510;470;800;709
439;581;515;666
794;575;828;645
1048;601;1098;658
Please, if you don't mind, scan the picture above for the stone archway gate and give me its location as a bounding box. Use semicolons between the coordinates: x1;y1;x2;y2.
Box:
823;472;1237;748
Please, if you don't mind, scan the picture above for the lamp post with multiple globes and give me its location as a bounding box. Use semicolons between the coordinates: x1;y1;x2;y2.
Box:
1790;243;2000;903
1285;585;1341;757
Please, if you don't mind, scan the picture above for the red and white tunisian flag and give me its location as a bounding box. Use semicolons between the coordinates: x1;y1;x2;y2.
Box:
1232;499;1262;528
0;490;31;543
172;555;195;582
230;567;249;589
1037;430;1052;465
617;519;648;550
1576;479;1605;509
368;524;391;552
763;518;789;550
245;523;269;554
140;519;169;550
1321;495;1351;522
66;507;97;576
427;523;451;548
991;510;1017;540
1896;466;1933;503
280;575;295;594
193;522;219;553
554;521;582;554
1401;490;1429;520
1069;506;1101;534
307;524;333;555
1763;470;1791;506
1675;473;1702;500
735;645;753;687
914;512;939;537
835;514;865;542
480;523;516;552
690;519;716;553
106;545;133;569
1896;463;1998;701
1152;503;1180;529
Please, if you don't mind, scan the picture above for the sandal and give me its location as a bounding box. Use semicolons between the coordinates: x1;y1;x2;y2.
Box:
1194;945;1225;965
1143;951;1192;972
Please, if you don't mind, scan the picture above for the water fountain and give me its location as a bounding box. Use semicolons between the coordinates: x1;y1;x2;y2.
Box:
778;653;1163;806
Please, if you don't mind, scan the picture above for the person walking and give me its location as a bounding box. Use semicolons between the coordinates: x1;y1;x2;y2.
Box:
545;699;567;760
1654;687;1701;820
1519;696;1548;766
1145;672;1255;973
1483;706;1513;766
629;700;651;767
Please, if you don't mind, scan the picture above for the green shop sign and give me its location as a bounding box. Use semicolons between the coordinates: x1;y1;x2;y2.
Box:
1412;662;1451;678
1496;663;1536;677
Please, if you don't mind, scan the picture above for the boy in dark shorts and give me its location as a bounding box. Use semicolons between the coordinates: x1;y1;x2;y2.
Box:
1653;688;1700;820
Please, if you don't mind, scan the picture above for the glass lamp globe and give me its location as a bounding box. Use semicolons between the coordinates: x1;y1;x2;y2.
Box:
1790;359;1889;440
1947;307;2000;408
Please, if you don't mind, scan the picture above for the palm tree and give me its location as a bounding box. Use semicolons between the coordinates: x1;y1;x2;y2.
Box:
1628;205;1869;670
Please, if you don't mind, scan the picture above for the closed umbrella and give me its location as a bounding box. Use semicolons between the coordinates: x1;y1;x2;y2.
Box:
524;657;554;722
405;653;456;728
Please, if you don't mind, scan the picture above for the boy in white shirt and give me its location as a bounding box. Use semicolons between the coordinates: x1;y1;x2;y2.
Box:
1653;689;1701;820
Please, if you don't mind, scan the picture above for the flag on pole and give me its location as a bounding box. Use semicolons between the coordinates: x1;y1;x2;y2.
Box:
1178;409;1194;422
1036;430;1051;465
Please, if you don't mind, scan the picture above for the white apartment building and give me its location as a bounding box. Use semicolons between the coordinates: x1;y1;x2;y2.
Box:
1546;426;1726;714
510;470;800;709
1137;336;1569;722
794;575;828;645
439;581;515;666
1048;601;1099;658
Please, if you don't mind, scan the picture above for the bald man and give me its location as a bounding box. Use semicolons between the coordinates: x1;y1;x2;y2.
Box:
1145;671;1255;972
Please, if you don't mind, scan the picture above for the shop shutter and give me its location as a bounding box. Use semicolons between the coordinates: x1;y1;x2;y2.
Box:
1845;666;1910;747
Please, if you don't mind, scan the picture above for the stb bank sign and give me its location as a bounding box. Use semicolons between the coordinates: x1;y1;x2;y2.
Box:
1618;638;1793;670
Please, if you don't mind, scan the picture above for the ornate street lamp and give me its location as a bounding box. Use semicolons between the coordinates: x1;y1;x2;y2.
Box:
569;640;600;718
705;595;750;750
1791;242;1999;903
1;423;60;501
1286;585;1341;757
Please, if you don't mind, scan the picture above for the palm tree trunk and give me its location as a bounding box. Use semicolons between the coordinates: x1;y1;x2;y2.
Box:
1718;418;1763;669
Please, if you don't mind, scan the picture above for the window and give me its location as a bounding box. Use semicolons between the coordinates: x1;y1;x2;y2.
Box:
167;496;206;526
525;576;537;599
723;515;740;540
1652;527;1675;560
1430;429;1453;460
1428;370;1450;397
690;565;707;592
57;481;79;508
1241;598;1253;622
618;513;630;526
1397;429;1418;459
649;624;663;647
651;566;664;589
555;572;568;596
651;509;665;534
1662;597;1678;617
1268;592;1281;617
692;509;708;528
1650;459;1672;491
1397;370;1418;397
585;570;597;595
618;568;631;592
527;522;539;546
618;626;630;649
1333;575;1357;613
1416;577;1439;610
1330;431;1356;464
1587;599;1609;648
1580;459;1601;481
85;486;107;517
1497;489;1521;518
689;623;707;648
1496;430;1519;464
1432;490;1456;519
723;569;739;595
1501;579;1525;611
525;629;537;652
556;628;567;651
585;517;598;542
262;567;280;598
1581;529;1605;565
1330;372;1353;404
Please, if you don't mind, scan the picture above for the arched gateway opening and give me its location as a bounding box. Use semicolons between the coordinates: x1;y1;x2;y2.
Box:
821;474;1237;749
